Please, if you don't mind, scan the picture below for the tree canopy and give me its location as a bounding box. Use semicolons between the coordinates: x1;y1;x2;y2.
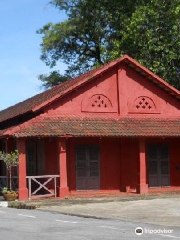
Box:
38;0;180;89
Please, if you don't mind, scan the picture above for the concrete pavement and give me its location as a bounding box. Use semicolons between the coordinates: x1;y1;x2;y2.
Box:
1;207;180;240
37;198;180;227
38;198;180;227
3;193;180;228
20;193;180;228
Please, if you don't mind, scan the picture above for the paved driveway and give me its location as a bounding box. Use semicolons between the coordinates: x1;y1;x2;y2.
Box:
39;197;180;228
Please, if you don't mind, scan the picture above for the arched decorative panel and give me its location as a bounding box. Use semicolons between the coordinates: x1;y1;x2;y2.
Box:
82;94;115;112
128;96;158;114
89;94;112;109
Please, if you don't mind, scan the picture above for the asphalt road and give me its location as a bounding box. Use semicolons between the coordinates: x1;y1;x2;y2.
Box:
0;207;180;240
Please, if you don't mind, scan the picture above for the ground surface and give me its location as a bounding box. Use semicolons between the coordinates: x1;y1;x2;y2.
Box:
38;197;180;228
0;207;180;240
20;194;180;228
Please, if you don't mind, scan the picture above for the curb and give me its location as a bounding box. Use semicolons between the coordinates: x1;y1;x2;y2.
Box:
38;208;112;220
0;201;8;207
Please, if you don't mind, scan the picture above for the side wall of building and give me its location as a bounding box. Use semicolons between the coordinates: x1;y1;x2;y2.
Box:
66;137;140;193
66;137;180;193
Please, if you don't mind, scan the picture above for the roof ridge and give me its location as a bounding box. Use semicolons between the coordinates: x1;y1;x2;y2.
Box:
0;54;179;123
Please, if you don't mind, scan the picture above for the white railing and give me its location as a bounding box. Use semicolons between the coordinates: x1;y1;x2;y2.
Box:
26;175;59;200
0;176;18;192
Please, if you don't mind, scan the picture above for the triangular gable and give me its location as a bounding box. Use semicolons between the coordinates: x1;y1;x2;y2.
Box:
0;55;179;123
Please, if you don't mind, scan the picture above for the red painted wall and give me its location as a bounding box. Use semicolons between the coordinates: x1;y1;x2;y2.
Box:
118;64;180;116
68;138;121;191
100;139;121;190
169;139;180;186
45;67;118;117
67;137;143;192
120;138;138;192
43;137;180;192
43;62;180;119
45;138;59;175
34;61;180;192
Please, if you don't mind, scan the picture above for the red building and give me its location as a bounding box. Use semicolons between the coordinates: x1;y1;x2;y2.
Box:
1;55;180;200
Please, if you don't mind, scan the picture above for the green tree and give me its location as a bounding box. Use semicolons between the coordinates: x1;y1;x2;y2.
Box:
39;71;68;88
112;0;180;89
37;0;140;87
38;0;180;90
0;150;19;191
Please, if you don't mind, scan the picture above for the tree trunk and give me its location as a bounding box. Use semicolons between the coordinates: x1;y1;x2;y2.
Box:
9;167;12;191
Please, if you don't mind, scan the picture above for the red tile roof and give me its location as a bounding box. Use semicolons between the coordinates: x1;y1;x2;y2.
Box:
0;55;180;123
5;116;180;138
0;58;120;123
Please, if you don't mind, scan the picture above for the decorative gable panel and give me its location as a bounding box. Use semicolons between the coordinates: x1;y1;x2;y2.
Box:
128;95;159;114
82;94;116;113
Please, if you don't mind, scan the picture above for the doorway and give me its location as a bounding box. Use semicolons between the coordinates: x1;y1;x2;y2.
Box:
26;140;45;176
148;144;170;187
76;145;100;190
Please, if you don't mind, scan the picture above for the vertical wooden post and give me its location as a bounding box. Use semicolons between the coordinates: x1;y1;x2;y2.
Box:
28;178;31;200
58;138;69;198
54;176;57;197
17;138;28;200
137;138;148;194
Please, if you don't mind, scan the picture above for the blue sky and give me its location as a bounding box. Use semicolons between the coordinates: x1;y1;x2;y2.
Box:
0;0;67;110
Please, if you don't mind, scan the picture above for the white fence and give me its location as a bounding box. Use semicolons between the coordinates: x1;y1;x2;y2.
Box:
26;175;59;200
0;175;60;199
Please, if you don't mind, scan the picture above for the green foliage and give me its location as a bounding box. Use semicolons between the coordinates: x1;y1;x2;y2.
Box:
113;0;180;89
0;150;19;170
38;0;180;90
37;0;115;78
38;71;69;88
2;187;17;194
0;150;19;191
140;193;147;199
